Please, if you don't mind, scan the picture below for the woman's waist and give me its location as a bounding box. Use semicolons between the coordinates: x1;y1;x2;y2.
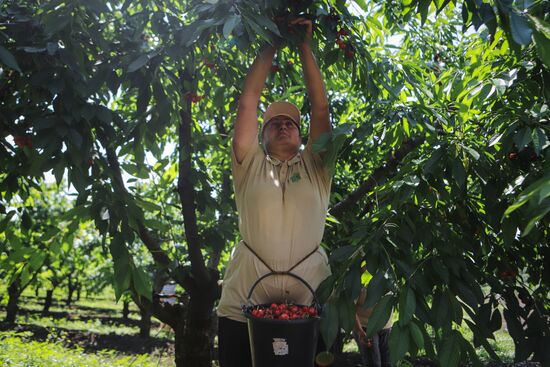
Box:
235;240;326;271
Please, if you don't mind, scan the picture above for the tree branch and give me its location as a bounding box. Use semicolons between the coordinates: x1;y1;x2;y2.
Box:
177;68;210;285
103;144;190;326
104;146;172;269
330;136;425;219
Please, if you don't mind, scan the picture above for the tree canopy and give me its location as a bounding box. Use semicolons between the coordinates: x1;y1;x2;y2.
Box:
1;0;549;366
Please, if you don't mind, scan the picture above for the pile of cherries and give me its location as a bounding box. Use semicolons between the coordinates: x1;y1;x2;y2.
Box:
245;303;318;320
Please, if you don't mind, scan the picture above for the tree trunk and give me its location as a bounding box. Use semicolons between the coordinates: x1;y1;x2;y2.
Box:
175;287;217;367
209;312;218;358
122;300;130;321
76;283;81;301
42;288;55;314
139;305;152;338
66;278;75;306
5;279;21;323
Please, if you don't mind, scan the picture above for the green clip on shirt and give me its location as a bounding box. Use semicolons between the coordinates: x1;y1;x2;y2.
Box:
217;136;332;322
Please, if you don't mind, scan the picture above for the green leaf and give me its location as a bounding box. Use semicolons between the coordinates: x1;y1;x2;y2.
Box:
223;15;239;39
337;297;356;333
514;127;532;148
463;145;480;160
21;210;33;230
365;295;394;337
433;290;451;329
53;160;65;186
68;129;83;148
488;133;503;147
492;78;508;96
316;275;336;303
509;12;533;45
423;147;444;175
454;278;480;308
531;127;544;155
459;332;483;367
109;233;132;301
533;31;550;69
96;106;112;124
242;14;272;43
324;49;340;67
355;0;368;11
364;271;389;308
329;245;355;262
255;15;281;37
449;291;463;324
68;167;88;193
399;286;416;325
505;176;550;215
28;252;46;271
135;197;161;212
526;14;550;38
417;0;431;26
320;302;339;349
403;175;420;187
489;307;502;333
132;266;152;301
439;330;462;367
410;321;424;349
522;203;550;236
0;211;16;232
345;270;363;301
452;159;466;191
539;183;550;204
122;163;149;179
179;22;201;46
143;218;169;232
127;54;150;73
0;45;22;73
389;322;410;364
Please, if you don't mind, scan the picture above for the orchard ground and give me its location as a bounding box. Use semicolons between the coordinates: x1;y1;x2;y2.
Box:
0;287;524;367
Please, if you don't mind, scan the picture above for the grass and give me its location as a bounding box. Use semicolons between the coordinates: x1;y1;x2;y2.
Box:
0;331;174;367
0;298;141;336
18;312;140;335
338;315;516;364
461;325;515;363
0;288;176;367
0;286;519;366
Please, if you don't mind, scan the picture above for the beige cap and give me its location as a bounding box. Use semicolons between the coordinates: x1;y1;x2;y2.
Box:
262;101;301;129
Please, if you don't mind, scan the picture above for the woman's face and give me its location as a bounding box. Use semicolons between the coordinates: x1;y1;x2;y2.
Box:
262;115;301;154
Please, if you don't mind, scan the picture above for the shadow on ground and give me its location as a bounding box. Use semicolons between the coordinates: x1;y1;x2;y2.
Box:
0;297;543;367
0;321;173;355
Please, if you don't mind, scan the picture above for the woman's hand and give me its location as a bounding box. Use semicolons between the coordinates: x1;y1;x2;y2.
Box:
354;313;367;344
289;17;313;48
357;328;368;343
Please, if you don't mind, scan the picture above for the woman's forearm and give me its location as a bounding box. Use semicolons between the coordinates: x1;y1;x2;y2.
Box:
233;46;276;162
298;43;329;111
240;46;276;103
298;43;330;140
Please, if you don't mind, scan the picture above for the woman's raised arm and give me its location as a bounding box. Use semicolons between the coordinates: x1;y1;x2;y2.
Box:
292;18;331;143
233;46;276;163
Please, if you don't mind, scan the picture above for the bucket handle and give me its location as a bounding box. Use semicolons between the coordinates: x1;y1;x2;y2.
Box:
246;271;319;306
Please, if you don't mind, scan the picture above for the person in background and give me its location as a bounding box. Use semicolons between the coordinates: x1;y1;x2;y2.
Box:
354;286;393;367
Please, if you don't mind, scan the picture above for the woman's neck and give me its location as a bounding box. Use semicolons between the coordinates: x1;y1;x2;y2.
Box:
267;149;299;162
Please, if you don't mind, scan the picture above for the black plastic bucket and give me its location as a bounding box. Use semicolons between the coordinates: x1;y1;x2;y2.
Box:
243;272;321;367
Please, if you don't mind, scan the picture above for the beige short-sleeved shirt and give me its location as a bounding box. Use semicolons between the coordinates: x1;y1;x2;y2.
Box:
216;136;332;322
